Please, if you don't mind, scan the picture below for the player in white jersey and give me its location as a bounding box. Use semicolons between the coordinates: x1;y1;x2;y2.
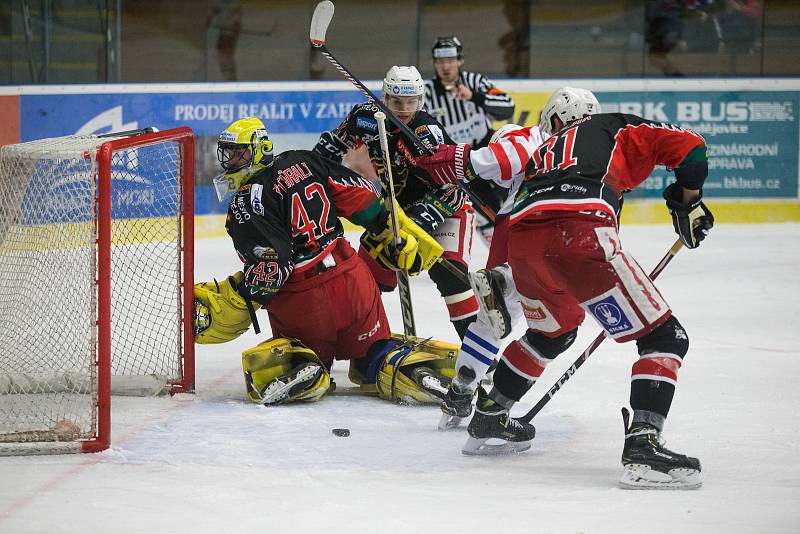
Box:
424;36;515;247
431;88;601;431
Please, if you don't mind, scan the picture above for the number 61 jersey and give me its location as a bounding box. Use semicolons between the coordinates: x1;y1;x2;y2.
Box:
508;113;707;226
225;149;383;302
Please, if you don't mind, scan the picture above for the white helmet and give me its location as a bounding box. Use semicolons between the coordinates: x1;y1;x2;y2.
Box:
539;87;601;137
382;66;425;111
490;123;524;143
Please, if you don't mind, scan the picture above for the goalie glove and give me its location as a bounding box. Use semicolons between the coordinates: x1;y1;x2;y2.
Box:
194;272;260;344
360;201;444;275
663;183;714;249
413;143;473;186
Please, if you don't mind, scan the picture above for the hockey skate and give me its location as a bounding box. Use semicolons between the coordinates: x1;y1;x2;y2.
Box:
409;366;451;402
470;268;512;339
619;408;702;490
259;362;323;406
462;387;535;455
438;367;477;431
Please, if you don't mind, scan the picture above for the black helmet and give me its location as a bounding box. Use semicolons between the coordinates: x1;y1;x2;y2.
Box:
432;36;463;61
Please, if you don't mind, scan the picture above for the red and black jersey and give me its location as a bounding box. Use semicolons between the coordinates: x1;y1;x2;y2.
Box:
225;149;384;300
313;102;465;212
510;113;707;225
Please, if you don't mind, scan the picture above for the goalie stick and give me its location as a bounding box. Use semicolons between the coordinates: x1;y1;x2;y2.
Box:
309;0;497;223
517;239;685;424
375;111;416;336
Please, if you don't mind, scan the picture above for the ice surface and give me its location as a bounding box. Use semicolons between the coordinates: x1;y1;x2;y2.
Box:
1;223;798;533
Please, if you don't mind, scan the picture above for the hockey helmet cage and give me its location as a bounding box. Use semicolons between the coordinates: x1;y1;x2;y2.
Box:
214;117;274;200
432;36;463;60
539;87;601;137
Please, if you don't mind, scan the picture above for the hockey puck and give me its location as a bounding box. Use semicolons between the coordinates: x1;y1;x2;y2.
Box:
332;428;350;437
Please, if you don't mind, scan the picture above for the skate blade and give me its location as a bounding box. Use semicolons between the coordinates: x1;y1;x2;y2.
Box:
420;375;449;401
260;365;322;406
461;436;532;456
619;464;702;490
469;272;510;339
438;412;463;431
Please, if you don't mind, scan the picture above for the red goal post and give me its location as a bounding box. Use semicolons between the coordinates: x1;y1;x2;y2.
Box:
0;127;195;455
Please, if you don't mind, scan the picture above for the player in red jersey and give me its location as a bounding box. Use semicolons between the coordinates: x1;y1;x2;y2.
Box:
415;88;714;489
193;117;458;407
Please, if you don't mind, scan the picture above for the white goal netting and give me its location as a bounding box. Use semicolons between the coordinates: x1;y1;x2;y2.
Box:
0;131;193;454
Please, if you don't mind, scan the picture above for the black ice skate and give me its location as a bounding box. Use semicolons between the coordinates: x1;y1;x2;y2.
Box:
469;268;512;339
462;387;535;456
259;362;323;406
619;408;702;490
438;367;477;431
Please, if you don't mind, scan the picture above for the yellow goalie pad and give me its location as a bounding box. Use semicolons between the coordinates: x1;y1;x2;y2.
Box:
374;334;458;404
194;271;260;344
242;337;331;405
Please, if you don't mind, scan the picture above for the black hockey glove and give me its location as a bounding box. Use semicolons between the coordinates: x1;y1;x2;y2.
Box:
663;183;714;249
406;201;446;233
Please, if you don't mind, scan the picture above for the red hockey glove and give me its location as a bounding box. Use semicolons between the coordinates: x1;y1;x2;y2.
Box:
414;143;472;186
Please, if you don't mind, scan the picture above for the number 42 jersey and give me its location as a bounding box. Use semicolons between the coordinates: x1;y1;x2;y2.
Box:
225;149;384;302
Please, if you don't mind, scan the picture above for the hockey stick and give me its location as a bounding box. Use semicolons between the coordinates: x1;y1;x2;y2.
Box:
375;111;416;336
309;1;497;223
517;238;685;424
97;127;157;138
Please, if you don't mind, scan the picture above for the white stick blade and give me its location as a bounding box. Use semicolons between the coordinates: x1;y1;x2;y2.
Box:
310;1;335;47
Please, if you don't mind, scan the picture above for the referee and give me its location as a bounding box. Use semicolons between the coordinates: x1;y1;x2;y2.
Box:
423;36;515;148
424;35;513;245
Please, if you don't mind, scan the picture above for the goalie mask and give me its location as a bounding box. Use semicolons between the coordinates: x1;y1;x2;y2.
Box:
539;87;601;138
214;117;274;201
382;66;424;122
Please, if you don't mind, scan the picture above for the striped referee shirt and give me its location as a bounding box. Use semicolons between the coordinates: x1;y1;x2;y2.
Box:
424;70;515;147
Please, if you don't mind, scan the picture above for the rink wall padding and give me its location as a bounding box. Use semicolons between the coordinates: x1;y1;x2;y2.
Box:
194;199;800;241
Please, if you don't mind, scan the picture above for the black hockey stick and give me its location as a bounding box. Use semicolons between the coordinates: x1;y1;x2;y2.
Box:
309;1;496;223
97;126;158;138
310;2;470;288
376;111;416;336
518;239;685;424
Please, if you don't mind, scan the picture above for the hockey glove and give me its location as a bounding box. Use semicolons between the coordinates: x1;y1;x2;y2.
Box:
361;202;444;275
663;183;714;249
194;272;260;344
414;143;473;186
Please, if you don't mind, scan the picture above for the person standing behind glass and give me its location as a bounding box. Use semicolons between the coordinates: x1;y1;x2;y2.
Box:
424;36;515;148
424;36;514;246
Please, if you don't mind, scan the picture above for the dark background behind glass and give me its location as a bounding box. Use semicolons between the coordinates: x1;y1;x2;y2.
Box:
1;0;797;85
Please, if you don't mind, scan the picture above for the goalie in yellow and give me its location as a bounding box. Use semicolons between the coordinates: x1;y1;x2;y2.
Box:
194;117;459;406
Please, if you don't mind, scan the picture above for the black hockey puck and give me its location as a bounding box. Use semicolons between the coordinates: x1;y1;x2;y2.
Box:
332;428;350;437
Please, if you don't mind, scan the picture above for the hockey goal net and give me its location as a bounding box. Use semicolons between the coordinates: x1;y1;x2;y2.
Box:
0;127;195;455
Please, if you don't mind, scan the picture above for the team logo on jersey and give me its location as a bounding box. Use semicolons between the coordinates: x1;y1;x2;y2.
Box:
253;246;278;260
250;183;264;215
356;116;378;133
585;294;635;336
561;183;587;194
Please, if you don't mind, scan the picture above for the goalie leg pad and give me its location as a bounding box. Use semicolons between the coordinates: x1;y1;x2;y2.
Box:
194;271;260;344
242;338;331;405
375;334;458;404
